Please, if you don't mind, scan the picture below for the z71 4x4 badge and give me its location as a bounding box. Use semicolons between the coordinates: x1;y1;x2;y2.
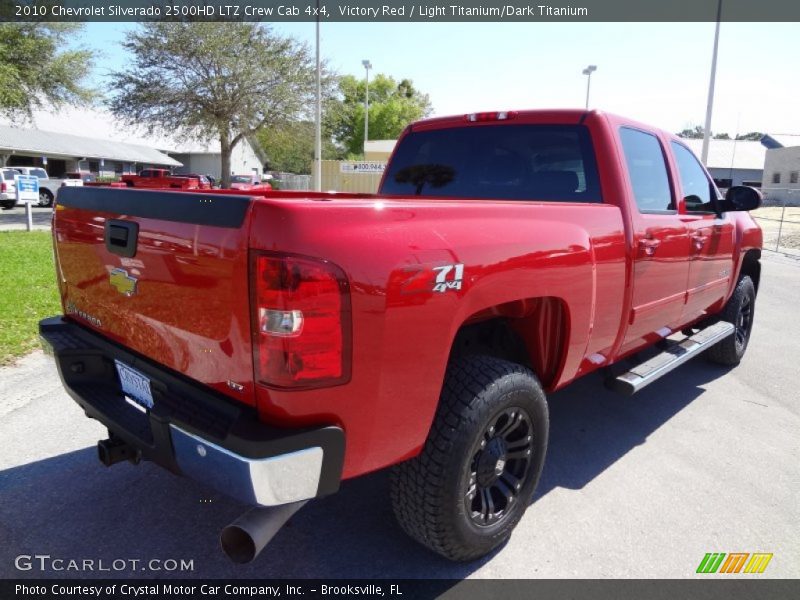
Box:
432;264;464;293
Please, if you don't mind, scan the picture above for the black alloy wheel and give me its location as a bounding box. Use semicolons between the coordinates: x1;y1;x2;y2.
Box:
466;407;533;527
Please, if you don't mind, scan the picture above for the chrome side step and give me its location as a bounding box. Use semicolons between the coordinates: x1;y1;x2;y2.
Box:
608;321;735;396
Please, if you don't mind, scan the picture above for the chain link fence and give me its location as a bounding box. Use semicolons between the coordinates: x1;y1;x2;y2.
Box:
752;189;800;256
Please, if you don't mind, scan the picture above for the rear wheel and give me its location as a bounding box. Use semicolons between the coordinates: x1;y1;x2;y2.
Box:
707;275;756;366
390;355;548;561
1;201;15;210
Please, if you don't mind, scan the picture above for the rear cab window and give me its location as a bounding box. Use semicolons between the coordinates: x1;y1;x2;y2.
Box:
380;124;602;202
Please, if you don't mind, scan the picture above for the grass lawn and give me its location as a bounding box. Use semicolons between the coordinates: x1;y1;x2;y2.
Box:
0;231;60;365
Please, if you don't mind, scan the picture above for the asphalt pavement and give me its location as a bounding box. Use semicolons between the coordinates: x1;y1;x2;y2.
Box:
0;205;53;231
0;252;797;580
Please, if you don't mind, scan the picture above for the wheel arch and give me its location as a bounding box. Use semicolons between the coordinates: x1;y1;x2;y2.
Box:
448;296;570;390
739;248;761;293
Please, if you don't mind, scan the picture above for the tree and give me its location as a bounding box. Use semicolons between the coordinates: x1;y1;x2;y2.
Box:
326;74;432;157
736;132;764;141
0;23;95;119
677;125;706;139
714;133;731;140
256;120;339;174
109;23;319;188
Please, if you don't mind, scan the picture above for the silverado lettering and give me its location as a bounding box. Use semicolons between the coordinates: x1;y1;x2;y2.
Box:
40;109;763;563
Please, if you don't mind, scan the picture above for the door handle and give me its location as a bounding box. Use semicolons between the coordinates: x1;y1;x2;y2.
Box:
639;238;661;256
691;233;708;250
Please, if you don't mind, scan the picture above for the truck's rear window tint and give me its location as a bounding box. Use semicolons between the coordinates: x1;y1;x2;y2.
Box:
380;124;602;202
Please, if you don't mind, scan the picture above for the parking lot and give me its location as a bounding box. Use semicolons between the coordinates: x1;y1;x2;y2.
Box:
0;205;53;231
0;251;797;581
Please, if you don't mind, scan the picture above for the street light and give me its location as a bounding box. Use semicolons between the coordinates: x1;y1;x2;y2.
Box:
582;65;597;109
362;59;372;146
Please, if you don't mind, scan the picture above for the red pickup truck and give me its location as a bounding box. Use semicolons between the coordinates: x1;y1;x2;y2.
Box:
119;168;211;190
40;109;762;564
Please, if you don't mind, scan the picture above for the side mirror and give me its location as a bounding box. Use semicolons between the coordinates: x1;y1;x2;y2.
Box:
721;186;762;212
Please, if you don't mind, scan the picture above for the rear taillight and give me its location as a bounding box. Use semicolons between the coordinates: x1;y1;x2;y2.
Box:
0;182;6;192
251;253;351;389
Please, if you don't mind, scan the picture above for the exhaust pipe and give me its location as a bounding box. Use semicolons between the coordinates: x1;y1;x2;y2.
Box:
220;501;308;564
97;437;141;467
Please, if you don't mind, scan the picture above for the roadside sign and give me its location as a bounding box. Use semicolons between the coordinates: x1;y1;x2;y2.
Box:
340;161;386;174
14;174;39;204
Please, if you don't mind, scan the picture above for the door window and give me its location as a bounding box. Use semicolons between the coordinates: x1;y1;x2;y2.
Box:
671;142;718;213
619;127;674;213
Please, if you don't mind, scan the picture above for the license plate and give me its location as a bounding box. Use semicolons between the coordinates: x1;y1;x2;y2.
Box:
114;360;154;410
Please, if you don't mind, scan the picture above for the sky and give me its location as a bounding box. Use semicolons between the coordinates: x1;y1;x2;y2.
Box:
80;21;800;137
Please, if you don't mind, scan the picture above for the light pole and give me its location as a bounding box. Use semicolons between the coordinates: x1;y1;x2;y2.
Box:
314;0;322;191
362;59;372;147
701;0;723;166
582;65;597;110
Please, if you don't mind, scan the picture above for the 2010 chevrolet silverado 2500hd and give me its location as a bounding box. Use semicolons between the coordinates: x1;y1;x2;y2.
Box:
40;109;762;563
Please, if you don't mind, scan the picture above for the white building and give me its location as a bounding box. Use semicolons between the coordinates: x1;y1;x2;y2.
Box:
168;137;265;181
760;134;800;206
0;108;264;180
682;138;766;189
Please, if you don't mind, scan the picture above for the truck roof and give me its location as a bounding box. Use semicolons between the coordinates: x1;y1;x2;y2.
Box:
408;109;678;142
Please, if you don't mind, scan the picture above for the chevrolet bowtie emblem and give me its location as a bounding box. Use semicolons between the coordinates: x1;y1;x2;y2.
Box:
109;268;138;297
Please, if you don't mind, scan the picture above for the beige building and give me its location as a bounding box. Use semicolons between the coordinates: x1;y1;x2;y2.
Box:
761;146;800;206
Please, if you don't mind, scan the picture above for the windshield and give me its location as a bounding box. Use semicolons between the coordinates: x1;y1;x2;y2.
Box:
231;176;253;184
2;170;18;181
380;124;602;202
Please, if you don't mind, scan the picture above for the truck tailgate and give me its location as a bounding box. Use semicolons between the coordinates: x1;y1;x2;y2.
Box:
53;186;256;406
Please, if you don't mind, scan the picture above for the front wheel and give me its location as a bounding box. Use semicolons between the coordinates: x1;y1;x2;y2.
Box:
38;190;54;207
390;355;549;561
707;275;756;366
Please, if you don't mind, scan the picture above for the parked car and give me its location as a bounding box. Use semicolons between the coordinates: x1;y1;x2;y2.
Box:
10;166;60;207
0;169;18;209
41;109;762;564
229;174;272;191
65;171;97;183
182;173;213;190
120;169;203;190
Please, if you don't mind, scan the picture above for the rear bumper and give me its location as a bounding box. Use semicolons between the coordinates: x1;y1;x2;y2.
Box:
39;316;345;507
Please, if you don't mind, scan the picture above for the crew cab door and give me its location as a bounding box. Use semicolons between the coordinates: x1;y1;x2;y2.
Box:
617;127;692;355
670;141;735;323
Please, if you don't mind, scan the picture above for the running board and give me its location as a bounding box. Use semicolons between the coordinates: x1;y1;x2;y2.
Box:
608;321;735;396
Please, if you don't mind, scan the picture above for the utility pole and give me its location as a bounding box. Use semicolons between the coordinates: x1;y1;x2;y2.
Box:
701;0;723;166
314;0;322;191
362;59;372;148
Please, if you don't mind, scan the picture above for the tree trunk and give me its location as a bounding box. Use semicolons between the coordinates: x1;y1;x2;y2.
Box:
220;136;232;189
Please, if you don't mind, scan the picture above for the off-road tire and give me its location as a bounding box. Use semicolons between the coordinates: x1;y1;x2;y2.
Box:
390;355;548;561
707;275;756;366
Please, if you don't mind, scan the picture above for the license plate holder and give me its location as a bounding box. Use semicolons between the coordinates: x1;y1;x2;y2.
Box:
114;359;154;410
